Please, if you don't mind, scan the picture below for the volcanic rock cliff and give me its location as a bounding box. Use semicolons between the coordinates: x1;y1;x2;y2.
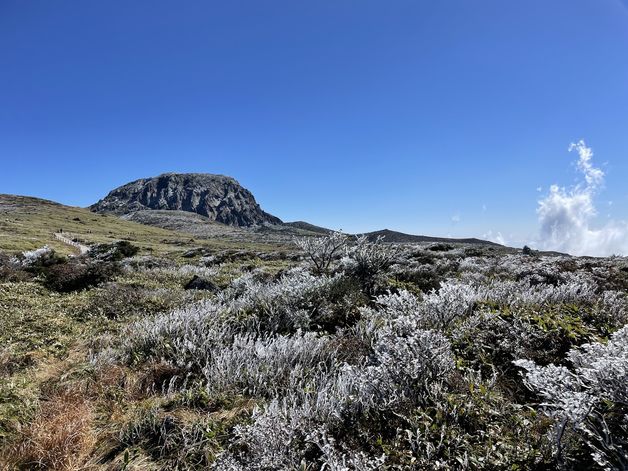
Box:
90;173;282;227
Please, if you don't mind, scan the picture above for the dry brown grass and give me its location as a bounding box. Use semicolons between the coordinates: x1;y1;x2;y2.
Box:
2;390;97;471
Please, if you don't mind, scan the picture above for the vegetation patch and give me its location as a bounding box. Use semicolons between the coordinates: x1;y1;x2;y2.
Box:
1;232;627;469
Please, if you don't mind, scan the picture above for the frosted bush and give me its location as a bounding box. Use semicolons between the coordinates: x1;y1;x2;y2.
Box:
217;324;452;469
450;308;542;369
21;246;52;263
173;264;218;278
219;267;349;333
514;325;628;468
107;300;227;368
457;256;493;275
212;296;454;468
332;329;454;416
593;290;628;328
342;235;398;294
467;273;598;308
19;245;58;268
103;268;351;369
203;331;333;397
308;427;386;471
199;254;217;266
370;290;422;324
366;283;481;332
92;240;628;468
222;396;387;469
215;399;313;470
420;281;481;328
295;231;348;274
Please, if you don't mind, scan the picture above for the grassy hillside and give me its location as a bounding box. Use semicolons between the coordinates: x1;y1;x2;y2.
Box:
0;194;285;255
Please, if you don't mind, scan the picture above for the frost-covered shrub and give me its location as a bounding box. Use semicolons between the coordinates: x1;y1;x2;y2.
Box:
218;398;388;470
450;309;542;377
19;245;65;271
108;300;226;368
515;326;628;469
107;268;360;367
295;231;348;274
118;407;217;469
389;261;444;294
79;283;189;319
342;236;398;295
369;290;423;327
307;428;386;471
220;267;363;333
370;282;482;331
209;290;454;469
126;262;219;285
420;281;481;328
88;240;139;261
20;246;54;267
0;252;31;282
216;326;452;469
217;399;313;470
458;272;598;309
203;331;333;398
334;328;454;414
592;290;628;329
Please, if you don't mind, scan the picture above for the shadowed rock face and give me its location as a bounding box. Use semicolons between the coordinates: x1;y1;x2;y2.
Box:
90;173;282;227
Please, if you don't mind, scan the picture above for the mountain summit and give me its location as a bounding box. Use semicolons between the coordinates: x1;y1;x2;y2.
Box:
90;173;281;227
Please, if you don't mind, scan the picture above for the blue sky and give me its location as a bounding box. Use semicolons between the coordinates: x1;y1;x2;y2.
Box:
1;0;628;247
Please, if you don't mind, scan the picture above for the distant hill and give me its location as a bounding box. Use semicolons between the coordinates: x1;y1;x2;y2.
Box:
283;221;332;235
91;173;281;227
361;229;502;246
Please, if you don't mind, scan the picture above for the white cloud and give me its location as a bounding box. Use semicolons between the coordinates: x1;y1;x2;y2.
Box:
570;140;604;188
535;141;628;256
483;230;506;246
451;213;461;223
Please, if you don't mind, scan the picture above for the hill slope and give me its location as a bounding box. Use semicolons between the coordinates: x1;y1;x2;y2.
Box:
0;194;280;254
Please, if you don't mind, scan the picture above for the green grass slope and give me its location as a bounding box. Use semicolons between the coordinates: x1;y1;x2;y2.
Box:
0;194;283;255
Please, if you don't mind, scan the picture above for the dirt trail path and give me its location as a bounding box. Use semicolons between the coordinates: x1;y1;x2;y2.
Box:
54;232;90;255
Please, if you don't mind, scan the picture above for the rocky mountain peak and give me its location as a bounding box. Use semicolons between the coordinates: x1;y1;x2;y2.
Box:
90;173;282;227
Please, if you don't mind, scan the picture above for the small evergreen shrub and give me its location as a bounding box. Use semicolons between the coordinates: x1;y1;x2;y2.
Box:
42;260;119;292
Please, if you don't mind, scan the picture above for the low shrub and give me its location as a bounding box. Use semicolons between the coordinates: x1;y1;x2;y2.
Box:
19;246;66;274
515;325;628;469
89;240;140;261
42;260;119;292
78;282;187;319
0;253;31;282
295;231;348;275
183;275;219;292
342;235;398;296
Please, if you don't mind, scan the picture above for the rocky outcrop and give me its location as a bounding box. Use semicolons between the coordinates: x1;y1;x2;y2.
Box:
90;173;281;227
